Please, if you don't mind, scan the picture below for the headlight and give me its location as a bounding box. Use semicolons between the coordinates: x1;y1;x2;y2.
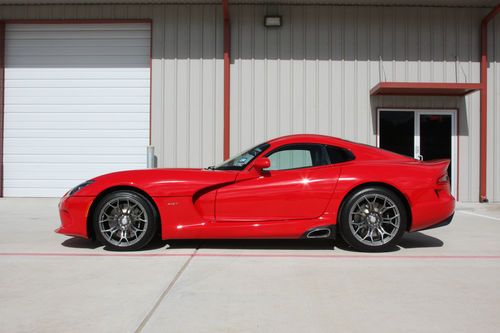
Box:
67;180;95;196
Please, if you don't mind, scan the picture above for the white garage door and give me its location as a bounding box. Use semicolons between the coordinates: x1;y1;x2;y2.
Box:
3;23;151;197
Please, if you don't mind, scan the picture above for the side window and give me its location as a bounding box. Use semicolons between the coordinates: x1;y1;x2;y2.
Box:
266;144;327;171
326;146;355;164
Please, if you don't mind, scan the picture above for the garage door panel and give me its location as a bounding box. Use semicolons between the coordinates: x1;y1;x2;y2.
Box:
6;105;149;113
5;145;146;155
5;168;143;185
5;112;148;123
4;130;148;140
6;96;150;105
3;23;151;197
6;55;150;67
9;29;150;40
5;169;142;181
9;23;150;31
5;138;147;148
6;79;150;88
5;154;146;163
5;87;150;97
5;179;117;189
5;163;143;174
7;39;151;48
5;188;76;197
5;121;148;130
7;68;149;80
8;46;150;57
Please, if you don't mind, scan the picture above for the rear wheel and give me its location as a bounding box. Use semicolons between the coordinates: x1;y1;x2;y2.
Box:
93;191;157;251
339;186;407;252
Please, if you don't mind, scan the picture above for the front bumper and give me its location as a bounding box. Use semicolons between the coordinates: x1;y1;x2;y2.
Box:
56;195;95;238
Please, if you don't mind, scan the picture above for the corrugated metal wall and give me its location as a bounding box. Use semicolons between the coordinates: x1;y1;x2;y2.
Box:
229;5;494;202
487;17;500;202
0;4;498;201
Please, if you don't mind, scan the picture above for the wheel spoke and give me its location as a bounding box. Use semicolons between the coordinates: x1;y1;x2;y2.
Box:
377;227;388;243
102;226;118;233
108;228;118;238
381;205;396;214
99;216;114;223
354;225;365;236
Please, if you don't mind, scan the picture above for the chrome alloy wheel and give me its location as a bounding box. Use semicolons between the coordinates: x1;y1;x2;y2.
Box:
348;194;401;246
98;197;149;247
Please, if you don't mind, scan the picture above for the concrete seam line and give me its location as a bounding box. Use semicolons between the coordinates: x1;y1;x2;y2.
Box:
457;210;500;221
134;247;199;333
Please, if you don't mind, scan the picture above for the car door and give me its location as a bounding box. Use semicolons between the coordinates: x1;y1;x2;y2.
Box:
215;144;341;222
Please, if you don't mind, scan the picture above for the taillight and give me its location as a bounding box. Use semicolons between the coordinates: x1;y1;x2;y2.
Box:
437;174;449;185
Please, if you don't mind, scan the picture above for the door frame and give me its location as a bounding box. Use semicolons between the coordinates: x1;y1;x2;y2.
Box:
376;108;458;198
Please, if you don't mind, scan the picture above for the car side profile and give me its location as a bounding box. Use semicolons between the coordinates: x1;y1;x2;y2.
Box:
57;134;455;252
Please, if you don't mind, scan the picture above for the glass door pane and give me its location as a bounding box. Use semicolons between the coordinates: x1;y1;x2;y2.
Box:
379;111;415;158
419;114;452;182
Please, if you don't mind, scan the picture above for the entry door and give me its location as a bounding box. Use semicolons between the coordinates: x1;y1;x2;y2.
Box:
378;109;457;197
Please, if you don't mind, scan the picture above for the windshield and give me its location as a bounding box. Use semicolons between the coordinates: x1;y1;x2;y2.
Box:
213;142;270;170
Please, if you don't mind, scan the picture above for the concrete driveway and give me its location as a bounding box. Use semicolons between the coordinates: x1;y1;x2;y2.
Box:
0;198;499;333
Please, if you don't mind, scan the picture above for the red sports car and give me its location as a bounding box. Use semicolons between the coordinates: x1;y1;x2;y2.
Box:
57;134;454;252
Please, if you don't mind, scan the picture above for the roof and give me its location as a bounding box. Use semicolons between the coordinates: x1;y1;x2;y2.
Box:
0;0;497;7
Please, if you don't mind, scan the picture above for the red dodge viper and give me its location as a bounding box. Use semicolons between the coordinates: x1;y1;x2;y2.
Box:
57;134;454;252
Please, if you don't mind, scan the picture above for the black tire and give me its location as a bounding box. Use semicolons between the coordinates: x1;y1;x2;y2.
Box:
93;191;157;251
338;186;407;252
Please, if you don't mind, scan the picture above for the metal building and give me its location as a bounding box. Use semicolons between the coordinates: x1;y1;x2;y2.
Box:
0;0;498;202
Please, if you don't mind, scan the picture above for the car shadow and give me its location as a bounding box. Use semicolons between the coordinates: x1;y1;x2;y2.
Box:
398;231;444;249
61;231;443;252
60;235;168;251
166;238;335;251
334;231;444;252
61;237;102;250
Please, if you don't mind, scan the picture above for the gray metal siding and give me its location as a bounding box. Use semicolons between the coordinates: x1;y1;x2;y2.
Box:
0;4;498;201
488;18;500;202
229;5;492;202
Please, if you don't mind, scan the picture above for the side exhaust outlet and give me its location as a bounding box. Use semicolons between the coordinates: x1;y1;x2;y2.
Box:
306;227;331;239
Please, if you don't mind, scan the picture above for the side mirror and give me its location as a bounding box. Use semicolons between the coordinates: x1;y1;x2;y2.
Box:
253;157;270;171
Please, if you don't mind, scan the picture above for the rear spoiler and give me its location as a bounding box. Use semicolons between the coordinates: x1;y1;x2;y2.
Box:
422;159;450;175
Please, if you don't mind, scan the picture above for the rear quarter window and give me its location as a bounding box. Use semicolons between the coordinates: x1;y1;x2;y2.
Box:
327;146;355;164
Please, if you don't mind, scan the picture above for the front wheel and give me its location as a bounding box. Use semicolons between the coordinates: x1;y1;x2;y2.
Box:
339;187;407;252
93;191;157;251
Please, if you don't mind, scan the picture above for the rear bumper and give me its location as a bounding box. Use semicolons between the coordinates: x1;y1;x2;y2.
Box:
410;188;455;232
56;195;95;239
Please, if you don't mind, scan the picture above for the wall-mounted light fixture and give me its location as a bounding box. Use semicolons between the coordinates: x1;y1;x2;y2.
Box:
264;16;282;27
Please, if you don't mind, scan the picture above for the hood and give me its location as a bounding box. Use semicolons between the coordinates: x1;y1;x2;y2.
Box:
76;168;239;197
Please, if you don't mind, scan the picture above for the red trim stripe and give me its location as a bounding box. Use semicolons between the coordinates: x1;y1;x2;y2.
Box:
222;0;231;160
1;252;500;260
